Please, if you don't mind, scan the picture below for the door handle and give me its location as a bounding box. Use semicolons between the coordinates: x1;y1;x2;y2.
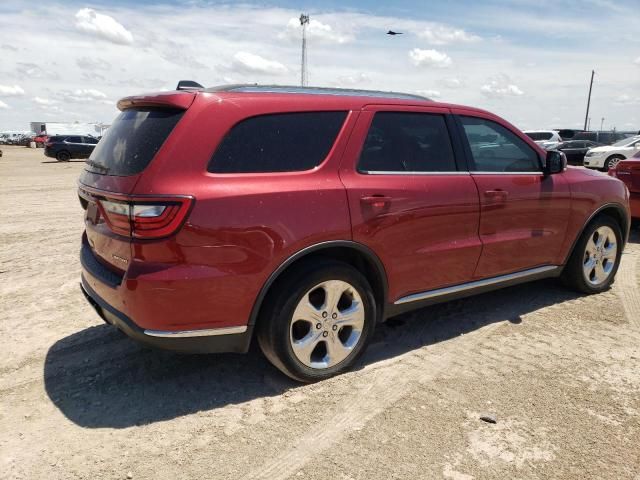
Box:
360;195;392;208
484;189;508;203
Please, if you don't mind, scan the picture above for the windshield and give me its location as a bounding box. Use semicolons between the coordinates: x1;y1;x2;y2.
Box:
85;108;184;176
611;136;639;147
525;132;553;141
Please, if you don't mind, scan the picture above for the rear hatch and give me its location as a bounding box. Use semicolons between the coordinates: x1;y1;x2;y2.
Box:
79;91;195;275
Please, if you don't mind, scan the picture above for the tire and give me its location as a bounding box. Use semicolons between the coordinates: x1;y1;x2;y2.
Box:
562;215;623;294
56;151;71;162
257;259;376;382
603;155;624;171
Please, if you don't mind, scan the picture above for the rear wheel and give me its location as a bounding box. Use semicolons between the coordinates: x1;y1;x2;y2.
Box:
257;260;376;382
562;215;622;294
56;151;71;162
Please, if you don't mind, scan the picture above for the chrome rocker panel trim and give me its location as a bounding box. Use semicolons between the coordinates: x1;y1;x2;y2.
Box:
394;265;561;306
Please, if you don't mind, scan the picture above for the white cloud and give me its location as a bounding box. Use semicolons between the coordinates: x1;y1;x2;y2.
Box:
75;8;133;45
231;51;288;75
0;100;9;109
281;17;353;44
480;75;524;98
409;48;452;68
58;89;111;104
76;56;111;70
416;89;441;98
0;84;25;96
614;94;640;106
16;62;56;80
416;25;480;45
634;56;640;66
335;73;370;86
442;77;464;88
33;97;56;105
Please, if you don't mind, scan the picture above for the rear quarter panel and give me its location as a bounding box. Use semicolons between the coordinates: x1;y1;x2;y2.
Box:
124;95;360;330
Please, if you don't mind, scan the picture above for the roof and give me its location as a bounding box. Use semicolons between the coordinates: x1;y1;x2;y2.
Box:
202;84;431;102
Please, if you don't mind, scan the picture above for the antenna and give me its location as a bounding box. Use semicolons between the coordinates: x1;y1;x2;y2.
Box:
300;14;309;86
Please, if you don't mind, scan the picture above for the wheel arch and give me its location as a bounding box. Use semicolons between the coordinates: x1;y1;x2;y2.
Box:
248;241;389;328
564;202;630;264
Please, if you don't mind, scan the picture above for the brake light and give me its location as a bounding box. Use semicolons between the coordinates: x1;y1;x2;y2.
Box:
97;197;193;239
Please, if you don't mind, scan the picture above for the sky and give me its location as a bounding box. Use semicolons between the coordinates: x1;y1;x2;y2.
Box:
0;0;638;132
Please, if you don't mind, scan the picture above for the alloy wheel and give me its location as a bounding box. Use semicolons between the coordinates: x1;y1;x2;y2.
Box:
582;226;617;286
289;280;365;369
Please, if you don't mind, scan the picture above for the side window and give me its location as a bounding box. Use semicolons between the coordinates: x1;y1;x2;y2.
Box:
358;112;456;172
67;136;81;144
459;116;541;173
208;111;347;173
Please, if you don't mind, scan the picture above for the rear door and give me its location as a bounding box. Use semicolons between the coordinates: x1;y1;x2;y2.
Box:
454;111;571;278
340;105;481;303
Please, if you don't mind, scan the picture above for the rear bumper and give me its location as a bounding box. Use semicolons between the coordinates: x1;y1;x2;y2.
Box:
80;277;253;354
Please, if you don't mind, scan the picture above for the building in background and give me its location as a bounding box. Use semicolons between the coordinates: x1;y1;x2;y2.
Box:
29;121;109;137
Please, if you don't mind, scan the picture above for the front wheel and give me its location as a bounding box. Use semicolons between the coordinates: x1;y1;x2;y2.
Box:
604;155;624;171
257;260;376;382
562;215;623;294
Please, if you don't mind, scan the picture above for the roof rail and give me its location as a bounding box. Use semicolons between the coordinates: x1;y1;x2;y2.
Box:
176;80;204;91
203;84;431;101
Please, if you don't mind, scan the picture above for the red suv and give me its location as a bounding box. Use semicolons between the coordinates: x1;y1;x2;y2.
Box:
79;85;631;382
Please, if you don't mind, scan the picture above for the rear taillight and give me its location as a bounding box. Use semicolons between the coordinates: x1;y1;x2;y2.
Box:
97;197;193;239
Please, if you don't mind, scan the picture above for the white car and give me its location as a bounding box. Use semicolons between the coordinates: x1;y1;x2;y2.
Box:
523;130;563;149
583;135;640;170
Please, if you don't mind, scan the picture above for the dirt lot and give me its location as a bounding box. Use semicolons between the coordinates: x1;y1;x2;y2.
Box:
1;145;639;480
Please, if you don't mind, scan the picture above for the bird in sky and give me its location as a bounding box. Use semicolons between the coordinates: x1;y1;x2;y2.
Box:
386;30;403;35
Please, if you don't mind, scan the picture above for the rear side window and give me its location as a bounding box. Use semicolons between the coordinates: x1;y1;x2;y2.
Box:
86;108;184;176
358;112;456;172
208;112;347;173
525;132;553;141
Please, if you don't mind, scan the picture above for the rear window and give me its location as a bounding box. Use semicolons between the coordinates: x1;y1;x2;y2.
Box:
208;111;347;173
85;108;184;176
525;132;553;141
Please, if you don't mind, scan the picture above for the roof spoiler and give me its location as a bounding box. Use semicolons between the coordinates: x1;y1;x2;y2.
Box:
176;80;204;91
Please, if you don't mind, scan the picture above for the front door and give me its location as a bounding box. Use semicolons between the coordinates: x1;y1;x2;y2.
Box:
339;106;482;302
454;112;571;279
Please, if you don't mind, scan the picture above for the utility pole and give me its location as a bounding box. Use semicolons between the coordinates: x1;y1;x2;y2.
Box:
587;117;591;130
600;117;605;132
300;14;309;87
583;69;594;131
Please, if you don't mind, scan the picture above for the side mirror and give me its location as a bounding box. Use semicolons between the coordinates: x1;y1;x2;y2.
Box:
544;150;566;175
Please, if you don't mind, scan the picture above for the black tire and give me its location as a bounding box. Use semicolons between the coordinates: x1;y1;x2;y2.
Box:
257;259;376;382
56;151;71;162
603;155;624;171
562;215;623;294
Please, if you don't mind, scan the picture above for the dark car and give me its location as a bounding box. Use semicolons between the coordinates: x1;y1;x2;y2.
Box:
555;140;602;165
78;84;630;382
44;135;99;161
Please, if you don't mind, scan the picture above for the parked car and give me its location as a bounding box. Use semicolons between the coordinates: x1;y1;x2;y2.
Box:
583;135;640;171
555;140;603;165
523;130;563;149
609;151;640;221
33;134;48;148
44;135;99;161
78;85;631;382
574;131;633;145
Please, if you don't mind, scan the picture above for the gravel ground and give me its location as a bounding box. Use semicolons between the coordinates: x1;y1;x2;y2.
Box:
1;145;639;480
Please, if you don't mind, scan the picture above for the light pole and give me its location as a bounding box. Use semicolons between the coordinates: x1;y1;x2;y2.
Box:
300;14;309;87
600;117;605;132
583;70;594;131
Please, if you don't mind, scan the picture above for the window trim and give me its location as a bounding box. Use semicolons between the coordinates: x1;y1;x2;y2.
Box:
453;114;544;174
355;110;464;175
206;110;349;175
